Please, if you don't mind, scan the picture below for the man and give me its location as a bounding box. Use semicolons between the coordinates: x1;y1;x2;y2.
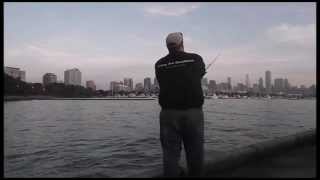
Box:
155;32;206;177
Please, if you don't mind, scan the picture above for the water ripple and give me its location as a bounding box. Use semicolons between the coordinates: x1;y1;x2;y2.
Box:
4;99;316;177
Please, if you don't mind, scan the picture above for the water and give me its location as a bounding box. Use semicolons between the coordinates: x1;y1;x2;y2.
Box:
4;99;316;177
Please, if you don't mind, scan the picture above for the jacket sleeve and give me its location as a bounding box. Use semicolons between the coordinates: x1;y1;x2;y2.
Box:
198;55;206;77
155;63;160;83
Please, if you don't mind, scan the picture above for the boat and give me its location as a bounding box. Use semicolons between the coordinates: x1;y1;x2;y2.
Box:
218;95;230;99
264;95;272;99
212;93;218;99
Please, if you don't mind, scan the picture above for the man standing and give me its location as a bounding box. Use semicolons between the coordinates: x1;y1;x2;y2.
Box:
155;32;206;177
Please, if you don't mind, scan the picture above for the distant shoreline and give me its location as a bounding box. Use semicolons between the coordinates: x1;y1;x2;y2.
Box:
4;96;157;101
4;95;315;102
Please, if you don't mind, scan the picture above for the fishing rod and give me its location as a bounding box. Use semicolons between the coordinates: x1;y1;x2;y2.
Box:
206;53;221;71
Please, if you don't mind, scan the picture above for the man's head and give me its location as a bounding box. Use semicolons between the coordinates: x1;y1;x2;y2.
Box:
166;32;184;53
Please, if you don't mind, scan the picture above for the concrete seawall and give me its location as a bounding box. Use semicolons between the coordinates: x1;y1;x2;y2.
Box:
4;96;55;101
129;129;316;178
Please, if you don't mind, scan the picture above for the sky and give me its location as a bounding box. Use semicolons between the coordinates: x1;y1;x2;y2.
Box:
4;2;316;90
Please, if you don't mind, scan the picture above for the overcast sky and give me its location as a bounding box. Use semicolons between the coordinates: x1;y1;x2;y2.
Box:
4;2;316;90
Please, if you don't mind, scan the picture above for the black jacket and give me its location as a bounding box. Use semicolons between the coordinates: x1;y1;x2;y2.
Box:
155;51;206;110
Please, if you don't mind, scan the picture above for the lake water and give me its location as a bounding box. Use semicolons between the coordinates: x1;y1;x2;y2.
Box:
4;99;316;177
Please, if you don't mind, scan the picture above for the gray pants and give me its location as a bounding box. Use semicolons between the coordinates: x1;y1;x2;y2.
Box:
160;108;204;177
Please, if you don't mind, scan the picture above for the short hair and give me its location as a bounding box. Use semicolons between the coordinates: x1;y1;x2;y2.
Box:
166;40;183;52
166;32;184;52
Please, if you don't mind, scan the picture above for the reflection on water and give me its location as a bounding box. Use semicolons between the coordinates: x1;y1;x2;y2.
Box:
4;99;316;177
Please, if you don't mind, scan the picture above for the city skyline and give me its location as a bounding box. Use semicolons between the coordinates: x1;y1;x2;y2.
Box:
4;2;316;89
5;65;315;92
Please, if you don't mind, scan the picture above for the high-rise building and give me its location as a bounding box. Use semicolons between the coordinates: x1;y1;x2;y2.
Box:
110;81;119;94
43;73;57;86
308;84;316;96
64;68;81;86
217;82;229;92
227;77;232;90
245;74;250;89
4;66;26;82
86;80;96;91
258;77;264;92
135;83;144;92
284;78;290;90
265;70;271;94
152;77;160;93
124;78;133;91
274;78;284;92
144;77;152;92
236;83;246;91
208;80;217;93
252;83;259;93
110;81;129;94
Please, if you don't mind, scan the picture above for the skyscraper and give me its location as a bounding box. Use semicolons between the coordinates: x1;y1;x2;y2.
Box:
258;77;264;92
227;77;232;90
252;84;259;93
86;80;96;91
265;70;271;94
43;73;57;86
110;81;117;93
144;77;152;92
284;78;290;90
124;78;133;91
217;82;229;92
274;78;284;92
110;81;122;93
153;77;160;93
245;74;250;89
5;66;26;82
135;83;144;92
64;68;81;86
208;80;217;93
236;83;246;91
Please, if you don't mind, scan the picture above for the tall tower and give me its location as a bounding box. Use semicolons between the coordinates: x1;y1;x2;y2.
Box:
265;70;271;94
64;68;81;86
209;80;217;93
124;78;133;91
144;77;152;92
259;77;264;92
43;73;57;86
227;77;232;90
284;78;290;91
245;74;250;89
274;78;284;92
5;66;26;82
86;80;96;91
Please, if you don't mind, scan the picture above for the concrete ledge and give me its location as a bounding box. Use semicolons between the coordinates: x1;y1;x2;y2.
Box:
205;129;316;176
4;96;55;101
129;129;316;178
